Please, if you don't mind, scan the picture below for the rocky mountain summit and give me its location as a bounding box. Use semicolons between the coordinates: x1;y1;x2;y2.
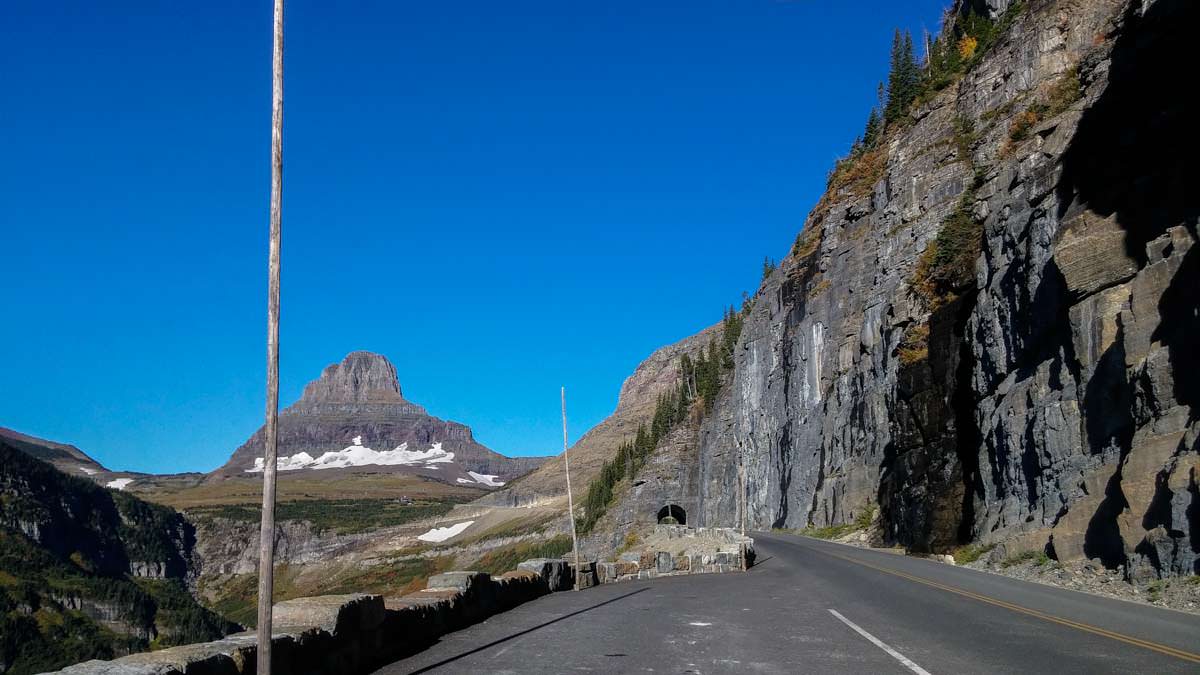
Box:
215;352;546;485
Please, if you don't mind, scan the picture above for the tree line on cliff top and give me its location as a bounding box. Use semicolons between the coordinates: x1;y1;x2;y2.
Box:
577;304;747;534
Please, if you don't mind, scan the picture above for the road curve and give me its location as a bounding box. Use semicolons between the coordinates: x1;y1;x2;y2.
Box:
374;531;1200;674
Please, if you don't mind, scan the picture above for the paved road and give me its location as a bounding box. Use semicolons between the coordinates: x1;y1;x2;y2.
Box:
375;531;1200;674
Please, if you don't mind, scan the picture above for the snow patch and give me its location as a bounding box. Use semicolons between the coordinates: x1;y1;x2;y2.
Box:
106;478;134;490
467;471;505;487
78;467;98;476
456;478;474;484
416;521;474;543
246;437;455;473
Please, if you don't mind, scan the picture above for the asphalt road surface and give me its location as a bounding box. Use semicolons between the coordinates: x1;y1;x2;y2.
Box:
374;531;1200;674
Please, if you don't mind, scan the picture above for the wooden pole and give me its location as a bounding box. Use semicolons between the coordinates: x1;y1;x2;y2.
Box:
561;387;581;591
256;0;284;671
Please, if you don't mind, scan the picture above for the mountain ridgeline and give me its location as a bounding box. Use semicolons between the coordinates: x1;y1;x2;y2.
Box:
0;443;235;674
511;0;1198;583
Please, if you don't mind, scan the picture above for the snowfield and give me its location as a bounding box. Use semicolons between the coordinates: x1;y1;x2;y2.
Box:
106;478;134;490
417;520;475;543
246;436;456;473
467;471;505;487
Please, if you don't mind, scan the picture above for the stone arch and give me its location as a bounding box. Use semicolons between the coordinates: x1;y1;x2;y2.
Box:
657;504;687;525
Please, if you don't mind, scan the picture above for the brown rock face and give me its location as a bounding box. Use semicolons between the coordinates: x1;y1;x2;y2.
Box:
212;352;545;482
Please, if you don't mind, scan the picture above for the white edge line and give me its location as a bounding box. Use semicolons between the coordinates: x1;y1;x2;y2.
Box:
828;609;932;675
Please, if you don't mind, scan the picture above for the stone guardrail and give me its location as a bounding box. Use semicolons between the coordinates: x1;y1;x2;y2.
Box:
52;532;754;675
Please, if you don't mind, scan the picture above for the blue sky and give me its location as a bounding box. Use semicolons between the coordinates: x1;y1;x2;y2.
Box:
1;0;947;473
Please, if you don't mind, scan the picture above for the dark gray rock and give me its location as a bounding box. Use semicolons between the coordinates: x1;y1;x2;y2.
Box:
680;0;1198;582
214;351;546;481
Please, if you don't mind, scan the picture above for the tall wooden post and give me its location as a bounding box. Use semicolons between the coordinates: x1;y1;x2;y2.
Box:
256;0;284;672
561;387;581;591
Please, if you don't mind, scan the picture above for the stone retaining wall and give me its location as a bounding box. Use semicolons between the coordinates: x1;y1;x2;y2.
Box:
53;532;754;675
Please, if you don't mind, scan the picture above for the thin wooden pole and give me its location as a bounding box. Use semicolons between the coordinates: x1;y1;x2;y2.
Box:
256;0;284;671
561;387;581;591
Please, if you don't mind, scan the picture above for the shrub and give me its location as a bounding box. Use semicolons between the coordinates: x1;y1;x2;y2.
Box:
853;504;877;531
897;324;930;365
1008;109;1041;142
957;35;978;60
473;536;573;576
953;543;996;564
1045;66;1082;116
826;147;888;198
912;192;981;307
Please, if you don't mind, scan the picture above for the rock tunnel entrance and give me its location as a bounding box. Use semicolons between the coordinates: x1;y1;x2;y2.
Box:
657;504;687;525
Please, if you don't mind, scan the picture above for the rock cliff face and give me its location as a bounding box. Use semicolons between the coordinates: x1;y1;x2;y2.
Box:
215;352;545;482
0;442;235;672
478;327;718;507
691;0;1198;580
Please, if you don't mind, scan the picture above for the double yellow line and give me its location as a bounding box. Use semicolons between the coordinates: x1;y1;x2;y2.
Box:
813;545;1200;665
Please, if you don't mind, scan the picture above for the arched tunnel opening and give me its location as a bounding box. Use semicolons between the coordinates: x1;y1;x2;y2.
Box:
657;504;687;525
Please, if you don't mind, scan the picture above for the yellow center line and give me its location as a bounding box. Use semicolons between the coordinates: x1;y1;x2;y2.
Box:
806;543;1200;664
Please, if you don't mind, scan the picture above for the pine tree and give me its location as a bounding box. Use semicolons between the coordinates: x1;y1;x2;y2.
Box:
863;107;882;149
761;256;777;281
885;30;905;122
902;31;920;105
885;29;920;123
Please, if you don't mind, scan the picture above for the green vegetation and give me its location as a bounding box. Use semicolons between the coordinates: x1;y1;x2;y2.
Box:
577;305;749;534
205;555;452;629
187;497;463;535
761;256;778;281
830;3;1028;196
913;189;982;308
775;504;876;540
854;504;877;531
0;531;234;674
952;542;996;564
798;523;858;540
613;531;642;560
0;444;235;673
884;29;922;124
1147;579;1169;602
1001;549;1052;568
473;536;573;576
1005;67;1083;151
897;323;931;366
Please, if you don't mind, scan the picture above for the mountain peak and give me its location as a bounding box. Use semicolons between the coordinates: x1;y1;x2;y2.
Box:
299;351;404;405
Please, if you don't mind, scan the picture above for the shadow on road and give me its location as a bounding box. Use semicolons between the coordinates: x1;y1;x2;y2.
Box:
749;555;774;568
399;587;650;674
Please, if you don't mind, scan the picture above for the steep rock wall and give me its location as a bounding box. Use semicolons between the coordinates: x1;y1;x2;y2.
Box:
696;0;1198;579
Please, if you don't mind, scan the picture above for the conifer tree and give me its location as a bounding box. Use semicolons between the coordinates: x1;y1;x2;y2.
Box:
885;29;920;123
761;256;777;281
864;108;882;149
